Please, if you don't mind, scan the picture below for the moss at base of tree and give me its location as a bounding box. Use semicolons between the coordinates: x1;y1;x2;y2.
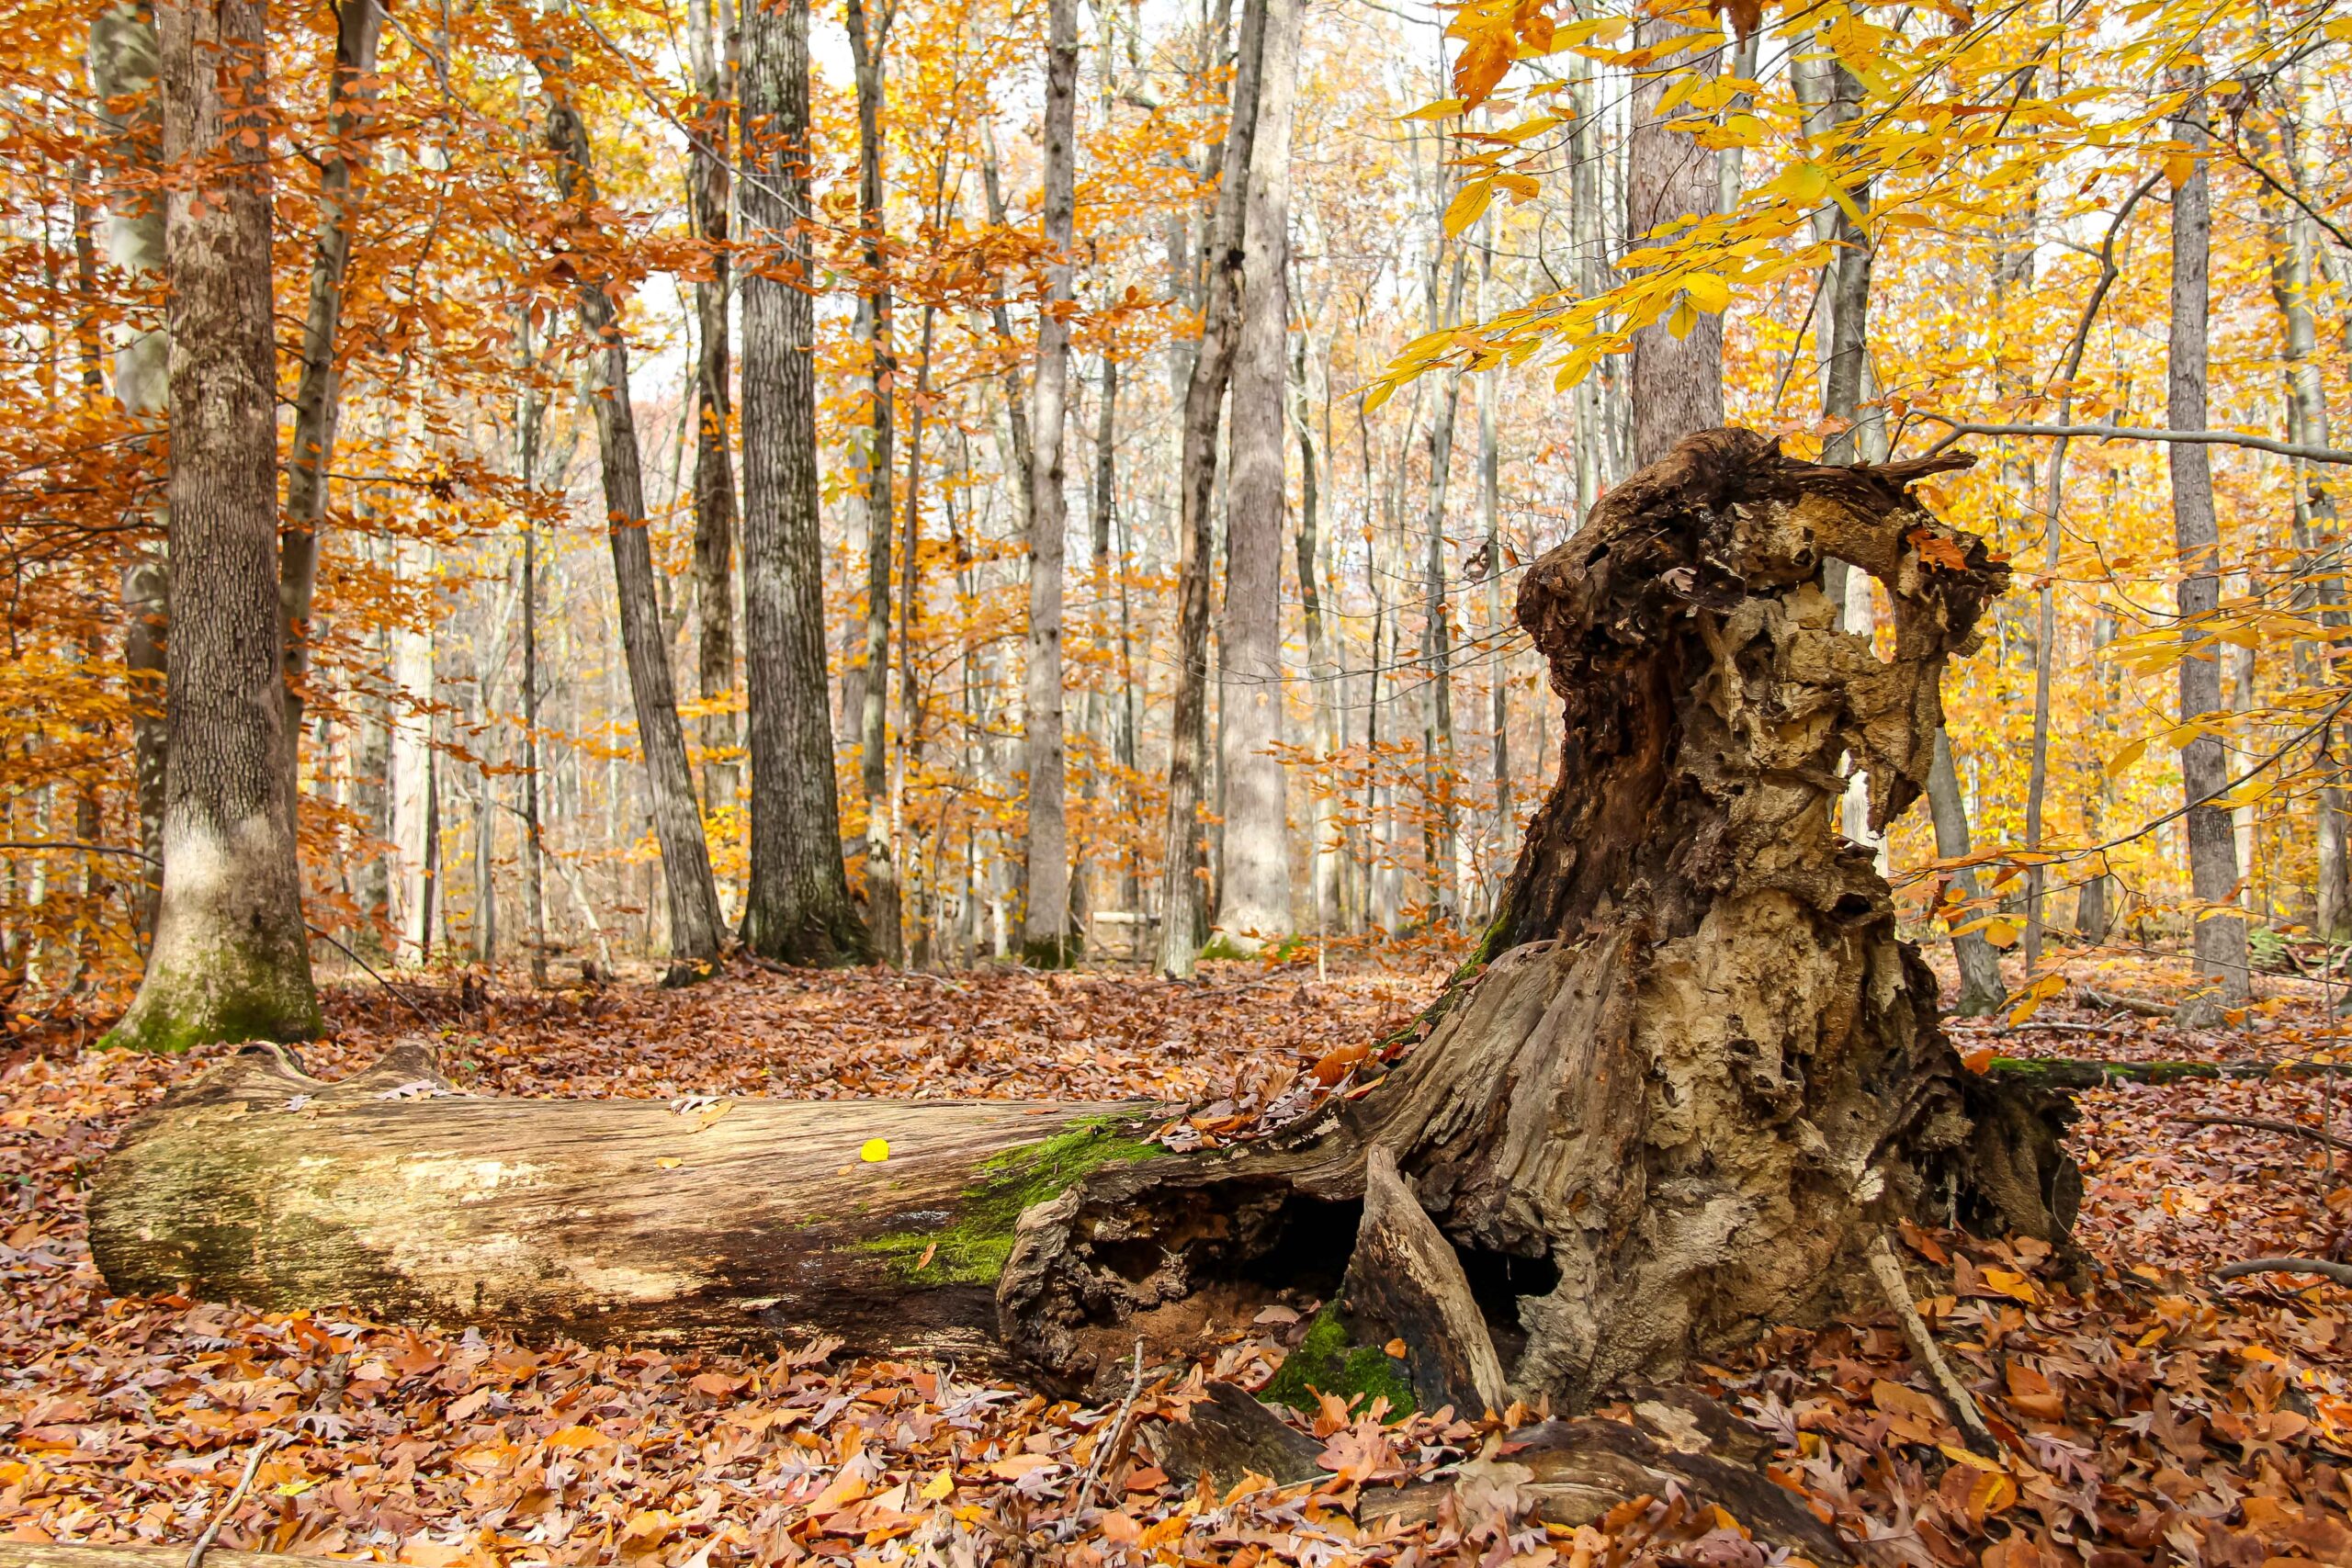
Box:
102;952;322;1055
1261;1304;1416;1420
850;1119;1164;1284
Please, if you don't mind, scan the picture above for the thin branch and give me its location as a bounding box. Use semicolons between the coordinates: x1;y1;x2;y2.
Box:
0;839;158;863
1919;416;2352;465
2215;1257;2352;1286
2172;1113;2349;1153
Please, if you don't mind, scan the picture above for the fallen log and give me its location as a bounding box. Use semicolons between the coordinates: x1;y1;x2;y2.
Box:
90;1038;1160;1362
94;429;2077;1412
1984;1056;2352;1089
0;1548;308;1568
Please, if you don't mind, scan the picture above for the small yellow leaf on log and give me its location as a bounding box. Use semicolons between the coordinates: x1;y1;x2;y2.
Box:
655;1156;684;1169
860;1138;891;1163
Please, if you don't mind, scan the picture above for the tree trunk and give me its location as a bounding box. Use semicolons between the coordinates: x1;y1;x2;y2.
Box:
739;0;868;965
278;0;385;788
686;0;740;816
389;553;434;964
847;0;902;964
1293;328;1340;939
538;52;726;976
1214;0;1301;953
1020;0;1079;964
87;2;169;948
1927;730;2009;1015
1624;17;1723;468
90;1039;1155;1361
98;434;2075;1439
1157;0;1267;977
2165;66;2250;1014
106;0;322;1053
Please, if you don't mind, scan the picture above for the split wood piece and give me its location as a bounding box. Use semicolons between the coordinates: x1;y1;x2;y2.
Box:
88;1038;1162;1362
1358;1411;1853;1564
2075;987;2173;1020
1863;1233;1996;1454
1985;1057;2352;1089
1143;1380;1326;1489
0;1551;309;1568
1339;1146;1511;1417
2214;1257;2352;1286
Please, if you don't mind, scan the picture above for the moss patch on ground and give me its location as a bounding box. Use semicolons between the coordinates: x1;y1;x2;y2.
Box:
1261;1304;1415;1420
850;1119;1163;1285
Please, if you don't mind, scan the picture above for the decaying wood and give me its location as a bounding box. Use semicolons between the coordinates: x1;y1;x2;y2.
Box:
89;1038;1158;1361
97;429;2080;1425
1144;1381;1326;1488
0;1548;306;1568
1864;1233;1995;1453
1339;1146;1510;1416
1005;429;2078;1403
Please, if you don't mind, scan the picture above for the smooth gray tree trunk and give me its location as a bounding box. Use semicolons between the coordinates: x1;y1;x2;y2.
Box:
686;0;740;817
1021;0;1079;962
1156;0;1266;976
539;51;726;976
107;0;322;1052
1215;0;1302;952
1927;730;2008;1015
2166;65;2250;1011
739;0;867;964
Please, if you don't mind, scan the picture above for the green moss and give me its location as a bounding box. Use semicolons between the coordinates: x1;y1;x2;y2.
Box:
849;1120;1164;1285
1261;1305;1416;1420
102;946;322;1055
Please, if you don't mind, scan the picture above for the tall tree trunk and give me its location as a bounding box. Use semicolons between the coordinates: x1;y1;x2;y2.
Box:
1292;328;1339;939
88;3;169;948
278;0;384;789
1624;16;1723;467
1215;0;1302;952
1927;730;2009;1015
390;540;434;964
106;0;322;1052
1421;250;1467;924
2165;65;2250;1015
1156;0;1267;976
847;0;901;963
739;0;867;964
537;42;725;976
686;0;740;817
1478;237;1510;904
1021;0;1079;963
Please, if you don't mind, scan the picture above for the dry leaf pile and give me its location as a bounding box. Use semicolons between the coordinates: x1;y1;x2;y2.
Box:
5;955;2352;1568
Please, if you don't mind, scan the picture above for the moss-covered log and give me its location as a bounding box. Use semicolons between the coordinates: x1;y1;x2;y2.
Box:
89;1039;1160;1362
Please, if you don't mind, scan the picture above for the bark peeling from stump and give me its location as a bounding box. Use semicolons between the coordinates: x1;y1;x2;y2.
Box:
1004;429;2079;1402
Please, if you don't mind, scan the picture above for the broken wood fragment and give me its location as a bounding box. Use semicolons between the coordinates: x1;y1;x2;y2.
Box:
1339;1145;1510;1416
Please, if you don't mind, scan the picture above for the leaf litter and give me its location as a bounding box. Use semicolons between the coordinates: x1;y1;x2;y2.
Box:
3;954;2351;1567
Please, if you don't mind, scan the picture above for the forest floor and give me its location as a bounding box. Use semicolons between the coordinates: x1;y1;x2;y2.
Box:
5;947;2352;1568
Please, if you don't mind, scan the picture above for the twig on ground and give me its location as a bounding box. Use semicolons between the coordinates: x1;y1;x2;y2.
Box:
1073;1337;1148;1520
1996;1021;2134;1038
1865;1233;1998;1456
2171;1114;2350;1153
2214;1257;2352;1287
2076;987;2172;1019
186;1429;283;1568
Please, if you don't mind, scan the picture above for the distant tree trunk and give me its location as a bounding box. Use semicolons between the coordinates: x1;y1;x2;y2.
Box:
686;0;740;816
390;552;434;964
106;0;322;1052
1215;0;1301;953
1928;730;2009;1015
1420;250;1467;924
1478;239;1510;900
1020;0;1079;964
898;299;935;960
87;3;169;947
537;45;725;976
1624;14;1723;467
1087;353;1137;915
1567;54;1611;511
1292;328;1340;937
2165;65;2250;1014
278;0;384;789
739;0;867;965
1157;0;1266;977
846;0;901;963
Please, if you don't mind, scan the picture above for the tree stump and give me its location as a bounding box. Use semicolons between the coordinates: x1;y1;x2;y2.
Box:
1001;429;2076;1400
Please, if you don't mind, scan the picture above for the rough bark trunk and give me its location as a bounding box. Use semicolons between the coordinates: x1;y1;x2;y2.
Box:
738;0;867;965
87;3;169;947
278;0;384;787
2165;67;2250;1015
686;0;740;816
1020;0;1078;963
106;0;322;1054
90;1039;1156;1361
1624;17;1724;468
1005;432;2075;1401
1927;729;2009;1014
1214;0;1300;953
539;54;726;976
1156;0;1266;977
